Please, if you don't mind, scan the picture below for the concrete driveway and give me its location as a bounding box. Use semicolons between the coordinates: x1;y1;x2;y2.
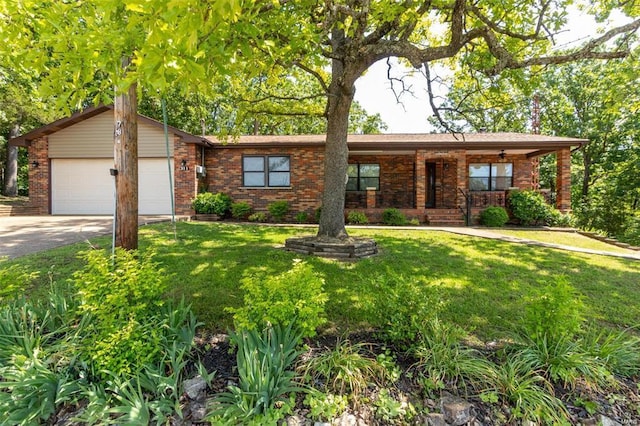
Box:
0;216;175;259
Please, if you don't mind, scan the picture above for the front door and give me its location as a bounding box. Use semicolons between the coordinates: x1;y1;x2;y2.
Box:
425;162;436;208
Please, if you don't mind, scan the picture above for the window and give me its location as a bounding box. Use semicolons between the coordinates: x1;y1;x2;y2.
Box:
347;163;380;191
469;163;513;191
243;156;290;187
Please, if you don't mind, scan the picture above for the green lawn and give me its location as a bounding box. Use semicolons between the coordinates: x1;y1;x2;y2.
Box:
3;222;640;341
488;229;638;254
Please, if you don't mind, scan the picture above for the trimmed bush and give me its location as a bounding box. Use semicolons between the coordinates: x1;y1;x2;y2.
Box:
479;206;509;227
314;207;322;223
382;208;407;226
268;200;290;222
248;212;267;222
347;211;369;225
508;190;552;226
231;202;252;220
295;212;309;223
191;192;232;216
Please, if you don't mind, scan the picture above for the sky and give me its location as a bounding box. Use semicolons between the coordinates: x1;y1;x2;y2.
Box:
353;8;631;133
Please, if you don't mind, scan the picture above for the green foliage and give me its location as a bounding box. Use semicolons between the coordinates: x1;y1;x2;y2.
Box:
228;261;327;339
346;211;369;225
301;339;389;402
303;391;349;422
411;317;492;394
620;215;640;246
382;208;407;226
295;211;309;223
209;323;302;423
522;277;584;341
368;273;441;349
479;206;509;227
267;200;290;222
248;212;267;222
191;192;233;216
0;279;202;425
508;190;554;226
231;201;253;220
0;262;39;302
581;326;640;378
73;248;169;378
484;356;569;423
314;207;322;223
373;388;415;423
408;218;420;226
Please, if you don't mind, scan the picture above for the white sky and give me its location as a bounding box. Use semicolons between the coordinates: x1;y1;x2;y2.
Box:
354;8;631;133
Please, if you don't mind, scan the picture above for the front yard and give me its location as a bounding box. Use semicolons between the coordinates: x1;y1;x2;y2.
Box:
1;222;640;424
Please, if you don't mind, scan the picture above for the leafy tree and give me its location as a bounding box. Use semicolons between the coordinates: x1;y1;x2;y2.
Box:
0;0;254;248
234;1;639;239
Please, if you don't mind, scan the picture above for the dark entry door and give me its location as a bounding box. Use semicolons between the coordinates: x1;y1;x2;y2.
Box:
425;162;436;208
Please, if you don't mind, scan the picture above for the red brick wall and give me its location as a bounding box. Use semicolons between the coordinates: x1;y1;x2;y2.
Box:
29;137;50;214
204;146;325;219
556;148;571;212
173;137;199;215
346;155;415;209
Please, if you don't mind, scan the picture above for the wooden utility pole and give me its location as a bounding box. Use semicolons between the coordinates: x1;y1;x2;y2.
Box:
113;59;139;249
3;124;20;196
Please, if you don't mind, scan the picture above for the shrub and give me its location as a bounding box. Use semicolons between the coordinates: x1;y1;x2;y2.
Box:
382;208;407;226
267;200;290;222
248;212;267;222
73;248;170;378
347;211;369;225
408;217;420;226
479;206;509;227
314;206;322;223
508;190;553;226
231;202;253;220
191;192;232;216
547;209;574;227
228;261;327;339
295;211;309;223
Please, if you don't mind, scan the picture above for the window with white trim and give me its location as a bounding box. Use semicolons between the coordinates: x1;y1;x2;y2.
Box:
243;155;290;187
469;163;513;191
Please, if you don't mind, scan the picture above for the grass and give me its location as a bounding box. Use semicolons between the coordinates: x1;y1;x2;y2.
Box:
487;229;638;254
2;222;640;341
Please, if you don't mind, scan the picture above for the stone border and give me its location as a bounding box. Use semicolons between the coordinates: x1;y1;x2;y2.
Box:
284;236;378;259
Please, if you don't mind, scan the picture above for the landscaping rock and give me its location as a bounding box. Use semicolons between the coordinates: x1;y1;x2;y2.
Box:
189;400;208;422
285;414;308;425
599;415;622;426
332;412;357;426
424;412;447;426
183;375;208;400
440;395;474;426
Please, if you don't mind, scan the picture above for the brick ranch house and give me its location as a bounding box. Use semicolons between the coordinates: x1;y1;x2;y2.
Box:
10;105;586;225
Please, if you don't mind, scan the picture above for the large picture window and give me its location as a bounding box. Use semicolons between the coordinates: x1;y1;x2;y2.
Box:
243;155;290;187
347;163;380;191
469;163;513;191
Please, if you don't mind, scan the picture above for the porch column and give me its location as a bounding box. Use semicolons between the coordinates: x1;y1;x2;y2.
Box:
415;150;426;208
174;137;198;216
366;187;377;209
556;148;571;212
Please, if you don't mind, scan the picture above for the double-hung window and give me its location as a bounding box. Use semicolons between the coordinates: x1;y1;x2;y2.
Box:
243;155;290;187
347;163;380;191
469;163;513;191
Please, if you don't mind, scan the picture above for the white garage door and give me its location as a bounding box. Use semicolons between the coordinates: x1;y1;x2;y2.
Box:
51;159;174;215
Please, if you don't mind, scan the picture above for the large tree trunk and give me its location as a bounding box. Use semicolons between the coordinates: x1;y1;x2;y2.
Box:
3;124;20;196
114;73;139;250
317;30;357;239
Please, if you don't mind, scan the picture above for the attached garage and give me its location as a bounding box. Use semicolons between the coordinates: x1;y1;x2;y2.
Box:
51;158;174;215
9;105;207;216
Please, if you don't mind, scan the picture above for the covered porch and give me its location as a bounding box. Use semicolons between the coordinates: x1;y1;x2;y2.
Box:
343;133;581;226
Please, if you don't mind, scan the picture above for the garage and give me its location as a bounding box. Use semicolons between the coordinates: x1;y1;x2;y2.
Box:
51;158;174;215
